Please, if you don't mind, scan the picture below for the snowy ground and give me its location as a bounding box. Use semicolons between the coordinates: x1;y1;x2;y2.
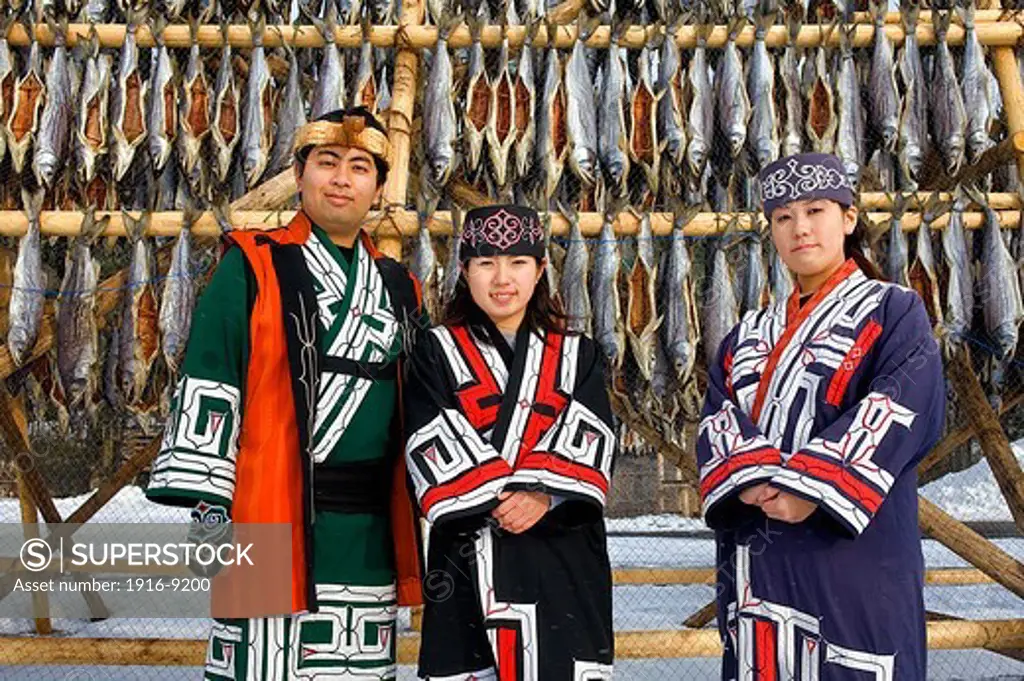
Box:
1;445;1024;679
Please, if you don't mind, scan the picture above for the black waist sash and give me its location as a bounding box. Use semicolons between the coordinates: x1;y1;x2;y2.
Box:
313;460;391;515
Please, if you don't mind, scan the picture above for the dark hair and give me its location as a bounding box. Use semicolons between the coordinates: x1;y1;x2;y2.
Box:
839;204;883;280
441;257;569;335
294;106;389;187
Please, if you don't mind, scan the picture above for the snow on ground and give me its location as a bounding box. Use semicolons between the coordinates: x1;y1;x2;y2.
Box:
3;443;1024;678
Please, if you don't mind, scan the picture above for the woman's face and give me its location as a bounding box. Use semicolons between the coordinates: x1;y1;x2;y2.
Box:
769;198;856;283
465;255;545;331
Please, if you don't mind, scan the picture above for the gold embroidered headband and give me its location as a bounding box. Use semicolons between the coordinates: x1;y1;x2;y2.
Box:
293;116;391;162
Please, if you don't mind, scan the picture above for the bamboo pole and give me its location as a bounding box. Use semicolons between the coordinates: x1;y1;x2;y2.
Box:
5;20;1024;49
377;0;425;260
0;207;1014;240
918;495;1024;600
682;599;718;629
991;42;1024;178
946;348;1024;534
229;168;298;211
610;567;996;586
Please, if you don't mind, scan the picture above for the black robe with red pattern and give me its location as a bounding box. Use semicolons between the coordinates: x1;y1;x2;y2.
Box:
404;319;615;681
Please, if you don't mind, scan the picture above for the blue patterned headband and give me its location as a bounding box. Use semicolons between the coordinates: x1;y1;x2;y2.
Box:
758;153;855;216
460;205;545;262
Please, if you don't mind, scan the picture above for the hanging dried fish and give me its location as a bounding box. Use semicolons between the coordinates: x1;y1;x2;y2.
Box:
702;234;739;367
177;18;211;191
909;198;942;325
423;12;458;194
411;210;439;320
960;1;997;164
655;20;685;173
896;2;927;186
882;195;910;287
159;206;197;375
210;26;240;184
930;9;966;178
118;211;160;409
767;239;793;305
147;16;177;174
941;192;972;341
628;41;661;196
34;17;76;190
513;20;538;186
6;34;46;175
441;207;462;307
463;14;490;178
487;24;516;188
535;28;568;202
240;16;273;189
746;6;778;171
310;5;346;119
738;233;768;317
591;211;624;370
715;16;750;159
598;22;629;199
660;206;699;383
565;17;598;188
806;42;836;154
868;0;899;154
559;207;590;334
626;212;661;381
685;21;713;184
971;189;1024;362
265;43;306;181
0;14;15;166
79;0;113;22
351;17;377;112
111;12;148;182
7;189;45;368
75;30;112;186
835;24;865;188
57;208;108;417
778;4;804;158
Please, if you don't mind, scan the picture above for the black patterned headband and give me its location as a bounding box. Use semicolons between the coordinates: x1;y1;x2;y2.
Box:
460;205;545;263
759;153;855;216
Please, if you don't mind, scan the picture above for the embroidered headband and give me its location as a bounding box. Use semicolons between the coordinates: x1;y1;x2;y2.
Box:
460;205;545;262
293;115;391;164
758;152;855;216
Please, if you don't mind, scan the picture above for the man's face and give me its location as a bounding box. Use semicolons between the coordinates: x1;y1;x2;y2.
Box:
295;145;382;230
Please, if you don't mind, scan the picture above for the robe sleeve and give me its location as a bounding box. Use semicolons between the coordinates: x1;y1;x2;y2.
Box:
403;329;514;526
506;335;616;520
769;289;945;537
697;325;786;530
146;247;250;513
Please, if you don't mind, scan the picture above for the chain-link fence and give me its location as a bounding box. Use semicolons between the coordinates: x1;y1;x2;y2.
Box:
2;0;1024;678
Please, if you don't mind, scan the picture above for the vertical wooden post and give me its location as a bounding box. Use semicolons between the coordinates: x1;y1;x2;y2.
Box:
991;38;1024;177
378;0;425;260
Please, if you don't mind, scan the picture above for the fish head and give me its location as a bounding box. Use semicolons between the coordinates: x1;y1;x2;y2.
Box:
430;156;453;187
882;128;899;153
34;151;60;188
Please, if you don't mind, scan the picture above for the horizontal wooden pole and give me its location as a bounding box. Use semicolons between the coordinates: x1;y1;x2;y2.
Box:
611;567;995;586
0;208;1015;240
5;620;1024;665
4;20;1024;49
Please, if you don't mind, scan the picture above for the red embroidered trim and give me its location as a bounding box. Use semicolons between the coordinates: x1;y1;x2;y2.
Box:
784;452;884;514
419;458;512;516
755;620;778;681
515;452;609;495
699;447;783;500
825;319;884;407
497;627;519;681
450;325;503;432
515;334;569;464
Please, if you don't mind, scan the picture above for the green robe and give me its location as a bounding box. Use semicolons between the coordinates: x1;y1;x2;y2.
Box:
148;225;407;680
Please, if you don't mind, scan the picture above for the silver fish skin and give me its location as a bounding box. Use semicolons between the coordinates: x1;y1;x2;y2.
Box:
597;32;629;198
79;0;112;22
210;41;240;184
118;212;158;406
441;211;463;307
177;24;211;187
7;40;46;176
930;10;967;177
486;31;517;188
897;58;924;187
110;20;148;182
351;19;377;112
590;213;624;369
910;205;942;323
463;17;490;177
57;209;107;413
702;241;739;368
626;212;660;381
0;29;14;164
76;35;112;185
147;24;177;173
411;214;438;318
746;13;778;170
8;189;46;368
715;18;750;159
768;241;793;304
565;24;598;187
655;27;685;169
368;0;395;24
34;24;76;189
835;26;865;189
560;211;591;334
883;202;910;287
806;46;837;154
240;22;273;188
739;235;767;316
628;43;661;195
513;25;538;182
660;212;698;381
310;11;346;120
159;210;196;375
685;25;713;176
978;200;1024;360
535;42;567;202
960;1;996;163
422;16;457;191
941;195;972;339
265;45;306;180
868;1;900;153
778;8;803;158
